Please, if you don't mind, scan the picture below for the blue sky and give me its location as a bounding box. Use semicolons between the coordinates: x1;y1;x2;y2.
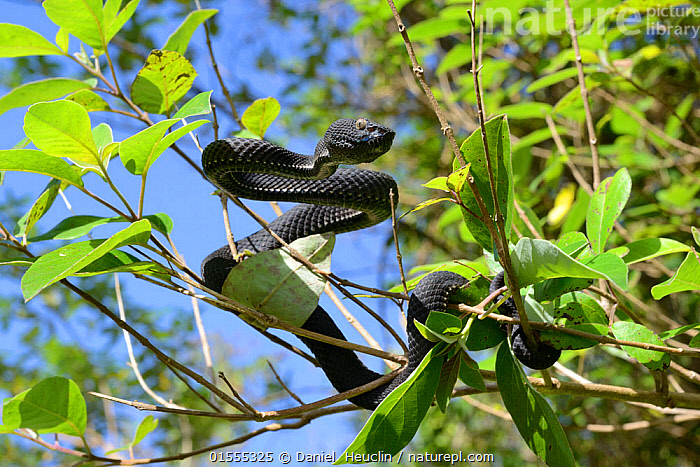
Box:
0;1;408;464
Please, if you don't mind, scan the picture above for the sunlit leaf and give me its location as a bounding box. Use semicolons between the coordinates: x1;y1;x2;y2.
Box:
130;50;197;114
21;219;152;301
612;321;671;371
223;233;334;327
241;97;281;138
587;168;631;254
0;78;91;116
163;9;217;55
0;23;63;57
2;377;86;436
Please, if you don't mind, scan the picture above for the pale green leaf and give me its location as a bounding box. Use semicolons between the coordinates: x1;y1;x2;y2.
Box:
55;27;69;53
0;23;63;57
106;0;140;42
612;322;671;370
119;119;177;175
30;214;172;242
24;100;100;169
132;415;158;446
0;78;91;116
172;91;213;119
223;233;335;327
130;50;197;115
241;97;281;138
422;176;448;191
587;168;631;254
66;89;110;112
608;238;691;264
162;9;217;55
21;219;151;301
15;179;61;239
2;377;86;436
651;251;700;299
0;149;84;187
43;0;106;49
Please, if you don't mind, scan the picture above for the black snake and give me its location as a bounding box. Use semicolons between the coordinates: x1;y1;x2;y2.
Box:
201;118;556;410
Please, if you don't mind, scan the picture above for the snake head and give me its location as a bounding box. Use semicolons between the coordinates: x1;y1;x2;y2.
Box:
322;118;395;164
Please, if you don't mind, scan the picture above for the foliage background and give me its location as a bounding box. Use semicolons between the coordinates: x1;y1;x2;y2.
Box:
1;0;699;465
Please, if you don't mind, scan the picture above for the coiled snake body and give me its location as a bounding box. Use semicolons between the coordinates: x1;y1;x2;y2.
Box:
201;118;467;410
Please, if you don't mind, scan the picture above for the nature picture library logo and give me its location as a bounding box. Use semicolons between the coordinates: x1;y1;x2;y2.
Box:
475;1;700;39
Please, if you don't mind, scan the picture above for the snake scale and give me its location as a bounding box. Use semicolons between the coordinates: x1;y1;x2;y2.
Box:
201;118;557;410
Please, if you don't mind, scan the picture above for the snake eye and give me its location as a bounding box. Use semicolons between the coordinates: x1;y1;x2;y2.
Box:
355;118;367;130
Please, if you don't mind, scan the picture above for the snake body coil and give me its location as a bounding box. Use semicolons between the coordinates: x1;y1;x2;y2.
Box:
489;271;561;370
201;118;467;409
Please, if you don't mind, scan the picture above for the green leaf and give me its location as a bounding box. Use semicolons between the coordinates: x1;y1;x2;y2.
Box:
223;233;335;327
132;415;158;447
414;319;458;344
651;251;700;299
511;237;619;288
445;164;471;195
586;168;631;254
105;0;140;42
435;356;461;413
66;89;110;112
0;258;36;268
241;97;281;139
119;119;177;175
335;347;444;464
0;149;84;187
692;226;700;248
453;115;513;253
0;23;63;57
463;317;506;351
400;198;452;219
0;78;92;116
130;50;197;114
539;292;609;350
658;323;700;341
15;179;61;239
172;91;213;119
43;0;106;49
526;66;599;93
496;343;575;466
608;238;691;264
611;322;671;371
581;252;628;290
154;120;208;165
2;377;86;436
74;249;168;278
163;9;218;54
436;42;472;74
24;100;100;170
55;27;69;53
425;311;463;335
29;213;172;242
21;219;151;301
497;102;552;119
422;176;448;191
457;352;486;390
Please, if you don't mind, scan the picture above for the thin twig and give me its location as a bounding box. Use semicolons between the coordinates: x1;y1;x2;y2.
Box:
563;0;601;188
267;360;305;405
384;0;466;167
390;189;408;298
